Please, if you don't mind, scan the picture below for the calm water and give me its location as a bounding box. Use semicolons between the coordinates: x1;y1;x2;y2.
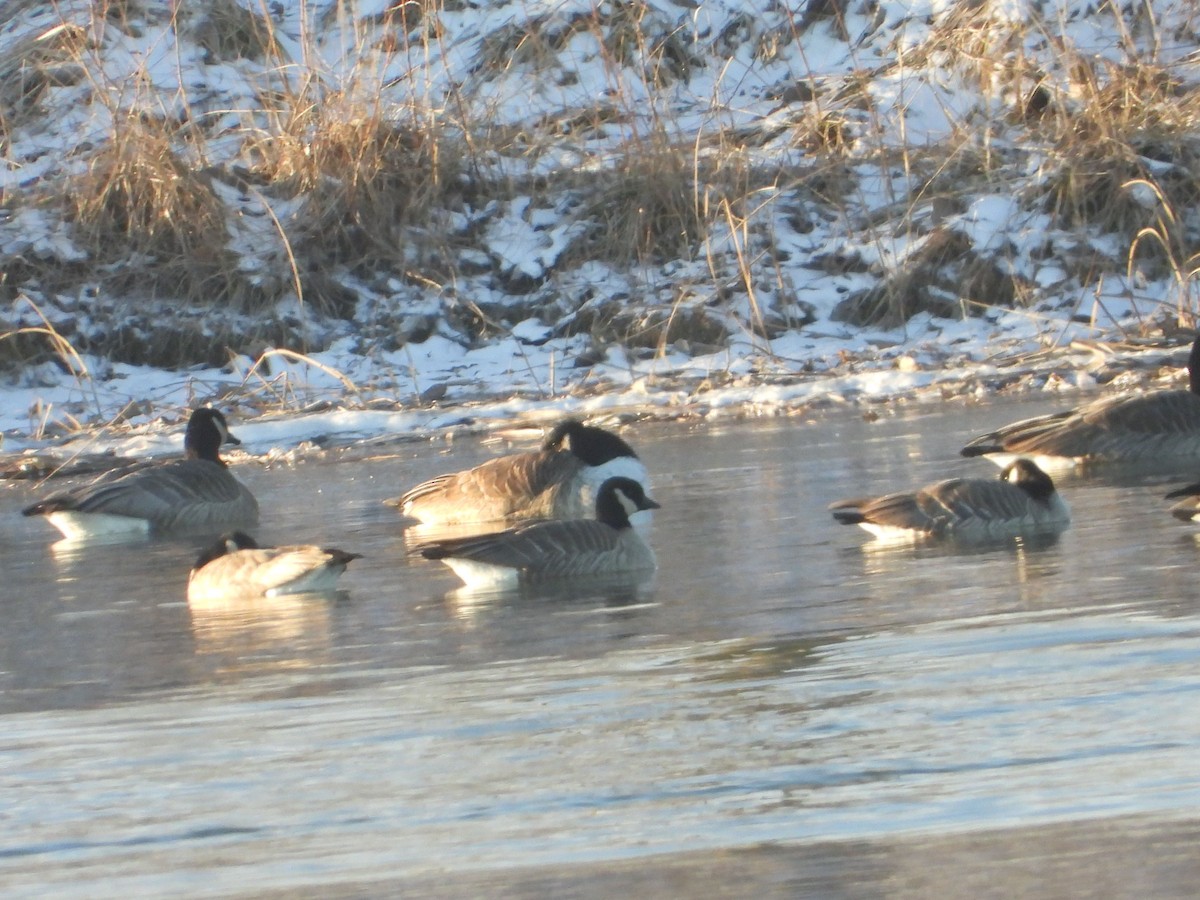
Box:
4;398;1200;897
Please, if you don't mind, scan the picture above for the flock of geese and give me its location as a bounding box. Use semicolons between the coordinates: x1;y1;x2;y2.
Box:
20;411;658;596
832;334;1200;541
18;334;1200;596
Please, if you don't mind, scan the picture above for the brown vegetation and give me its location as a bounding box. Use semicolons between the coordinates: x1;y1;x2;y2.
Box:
3;0;1200;375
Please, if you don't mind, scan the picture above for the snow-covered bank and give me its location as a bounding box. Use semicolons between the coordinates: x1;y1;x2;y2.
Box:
4;311;1194;468
4;0;1200;461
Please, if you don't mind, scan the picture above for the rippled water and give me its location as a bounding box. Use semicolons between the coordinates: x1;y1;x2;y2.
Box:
4;399;1200;897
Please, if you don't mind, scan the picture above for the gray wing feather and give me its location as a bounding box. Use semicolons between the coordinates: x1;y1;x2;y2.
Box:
401;450;583;522
967;392;1200;461
57;460;258;529
856;478;1043;533
430;520;652;577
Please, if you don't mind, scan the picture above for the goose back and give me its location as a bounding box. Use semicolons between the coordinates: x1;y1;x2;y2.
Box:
394;418;648;525
23;408;257;540
962;335;1200;467
416;476;660;589
188;532;360;599
961;391;1200;468
830;460;1069;541
398;449;585;523
422;519;658;590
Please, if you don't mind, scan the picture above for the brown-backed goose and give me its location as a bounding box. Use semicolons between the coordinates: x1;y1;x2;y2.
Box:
961;336;1200;469
389;418;649;525
188;531;360;599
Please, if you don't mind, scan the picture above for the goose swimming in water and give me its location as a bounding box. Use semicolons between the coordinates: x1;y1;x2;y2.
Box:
389;418;649;525
23;407;259;541
414;476;660;591
830;459;1070;542
188;531;361;599
961;335;1200;470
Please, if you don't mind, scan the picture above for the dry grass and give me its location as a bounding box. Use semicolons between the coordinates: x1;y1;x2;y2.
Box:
190;0;283;63
912;5;1200;258
62;113;243;305
1031;57;1200;247
783;0;1200;326
0;18;87;146
1127;180;1200;323
830;228;1022;328
0;296;98;412
244;98;459;273
559;129;760;268
4;0;1200;373
473;3;694;87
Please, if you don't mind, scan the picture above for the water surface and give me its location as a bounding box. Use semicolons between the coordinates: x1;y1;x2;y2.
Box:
4;398;1200;897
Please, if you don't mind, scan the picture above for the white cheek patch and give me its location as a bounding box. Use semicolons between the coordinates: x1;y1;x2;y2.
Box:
615;489;639;519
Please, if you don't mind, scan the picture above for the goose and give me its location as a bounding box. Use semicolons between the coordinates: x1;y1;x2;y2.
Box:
414;476;660;591
829;459;1070;542
961;335;1200;470
1164;480;1200;523
22;407;259;541
388;418;649;525
188;531;361;599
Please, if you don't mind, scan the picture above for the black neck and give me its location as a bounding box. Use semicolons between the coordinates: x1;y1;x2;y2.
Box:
544;420;637;466
185;413;226;465
595;488;633;530
1005;462;1055;505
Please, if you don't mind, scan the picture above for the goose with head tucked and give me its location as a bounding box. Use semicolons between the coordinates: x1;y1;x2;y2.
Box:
961;335;1200;471
389;418;649;525
415;476;660;591
830;459;1070;542
23;407;259;541
188;531;361;599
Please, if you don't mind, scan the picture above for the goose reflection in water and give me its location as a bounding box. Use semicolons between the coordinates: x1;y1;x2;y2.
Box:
186;591;336;677
442;571;659;629
835;532;1066;623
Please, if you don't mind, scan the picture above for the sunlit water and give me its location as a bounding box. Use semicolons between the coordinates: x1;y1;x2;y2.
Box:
5;398;1200;897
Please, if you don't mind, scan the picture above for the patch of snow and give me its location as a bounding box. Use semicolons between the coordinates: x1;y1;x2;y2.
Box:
2;0;1199;463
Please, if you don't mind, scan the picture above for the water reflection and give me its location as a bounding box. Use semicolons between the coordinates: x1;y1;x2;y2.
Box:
441;571;659;627
42;533;192;601
844;530;1064;571
1045;457;1200;488
832;533;1069;624
186;591;338;678
48;532;152;557
687;635;838;682
8;403;1200;893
